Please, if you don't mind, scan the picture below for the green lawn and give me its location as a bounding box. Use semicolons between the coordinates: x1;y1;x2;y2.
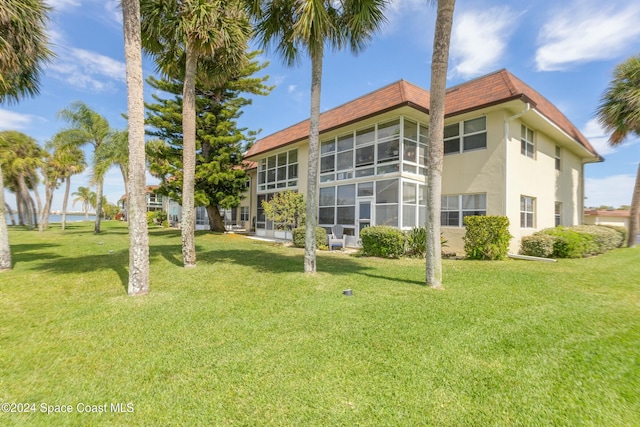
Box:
1;221;638;426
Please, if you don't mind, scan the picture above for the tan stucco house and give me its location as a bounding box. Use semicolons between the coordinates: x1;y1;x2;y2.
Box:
237;69;602;254
584;209;630;229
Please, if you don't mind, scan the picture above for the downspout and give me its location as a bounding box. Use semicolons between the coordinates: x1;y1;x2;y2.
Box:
503;103;531;216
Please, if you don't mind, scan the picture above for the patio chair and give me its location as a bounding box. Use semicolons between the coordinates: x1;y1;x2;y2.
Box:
329;225;346;251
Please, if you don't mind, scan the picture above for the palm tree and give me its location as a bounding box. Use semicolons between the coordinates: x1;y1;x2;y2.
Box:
122;0;150;295
424;0;456;288
0;0;53;270
596;54;640;248
0;131;44;230
56;101;111;234
49;132;86;230
141;0;252;267
0;0;54;103
247;0;388;273
96;129;130;200
72;186;94;221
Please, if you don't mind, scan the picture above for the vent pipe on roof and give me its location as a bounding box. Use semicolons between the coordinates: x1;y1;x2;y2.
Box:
503;103;531;219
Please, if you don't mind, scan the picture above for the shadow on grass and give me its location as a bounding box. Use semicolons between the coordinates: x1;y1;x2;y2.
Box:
11;243;64;267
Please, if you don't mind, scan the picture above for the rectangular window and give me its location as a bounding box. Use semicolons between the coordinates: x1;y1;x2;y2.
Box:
240;206;249;222
444;116;487;154
555;202;562;227
521;124;535;158
441;194;486;227
402;182;417;228
521;196;535;228
555;145;562;171
257;149;298;192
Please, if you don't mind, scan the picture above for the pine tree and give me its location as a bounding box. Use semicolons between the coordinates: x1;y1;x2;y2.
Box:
145;52;271;232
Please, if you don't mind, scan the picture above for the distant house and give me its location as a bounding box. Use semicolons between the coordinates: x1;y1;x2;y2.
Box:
240;69;602;254
584;209;630;229
118;185;167;218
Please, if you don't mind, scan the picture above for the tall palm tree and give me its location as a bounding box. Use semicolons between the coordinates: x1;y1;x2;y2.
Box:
49;132;86;230
122;0;149;295
0;131;44;230
72;186;93;221
247;0;388;273
0;0;53;270
141;0;252;267
96;129;130;200
596;54;640;248
56;101;111;234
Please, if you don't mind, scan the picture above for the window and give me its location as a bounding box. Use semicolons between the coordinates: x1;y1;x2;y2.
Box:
555;202;562;227
521;196;535;228
555;146;562;171
376;179;398;226
240;206;249;222
402;182;417;227
441;194;487;227
258;149;299;191
444;116;487;154
521;125;534;158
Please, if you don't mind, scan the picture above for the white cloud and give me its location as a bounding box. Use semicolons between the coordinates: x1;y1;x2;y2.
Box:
585;174;635;208
451;7;518;78
46;0;80;11
105;1;123;26
0;109;36;130
48;47;125;92
582;118;640;156
287;85;297;94
536;2;640;71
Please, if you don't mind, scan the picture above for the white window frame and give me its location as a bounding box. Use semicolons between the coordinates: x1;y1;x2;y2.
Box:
555;202;562;227
555;145;562;171
521;125;535;158
441;193;487;227
444;116;487;155
520;196;536;228
257;149;298;192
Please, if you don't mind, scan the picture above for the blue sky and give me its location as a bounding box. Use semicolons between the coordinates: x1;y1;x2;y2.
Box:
1;0;639;211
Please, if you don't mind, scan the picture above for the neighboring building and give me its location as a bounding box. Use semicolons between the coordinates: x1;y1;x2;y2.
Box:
118;185;168;217
243;69;603;254
584;209;630;229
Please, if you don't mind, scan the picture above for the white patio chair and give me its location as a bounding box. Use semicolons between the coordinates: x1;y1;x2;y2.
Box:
329;225;346;251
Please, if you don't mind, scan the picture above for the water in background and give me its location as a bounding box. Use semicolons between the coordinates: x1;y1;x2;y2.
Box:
5;214;92;224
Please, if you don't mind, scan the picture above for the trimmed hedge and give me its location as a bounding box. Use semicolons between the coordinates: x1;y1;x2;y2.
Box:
520;225;625;258
292;226;328;249
520;234;554;258
360;226;405;258
463;216;512;260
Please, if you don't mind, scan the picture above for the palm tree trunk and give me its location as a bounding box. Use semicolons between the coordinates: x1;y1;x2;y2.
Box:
17;173;33;230
123;0;149;295
181;45;198;267
0;163;12;270
30;172;45;232
94;179;103;233
61;177;70;230
627;163;640;248
5;203;16;226
304;46;323;274
42;182;54;230
426;0;455;289
120;164;129;202
16;192;24;226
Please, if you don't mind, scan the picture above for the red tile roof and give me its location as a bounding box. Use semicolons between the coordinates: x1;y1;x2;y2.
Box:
245;69;599;159
584;209;630;218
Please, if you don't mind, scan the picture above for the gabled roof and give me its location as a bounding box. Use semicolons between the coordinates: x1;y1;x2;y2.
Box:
245;69;600;159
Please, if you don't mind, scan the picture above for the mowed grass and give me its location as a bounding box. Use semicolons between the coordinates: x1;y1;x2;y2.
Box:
1;221;638;426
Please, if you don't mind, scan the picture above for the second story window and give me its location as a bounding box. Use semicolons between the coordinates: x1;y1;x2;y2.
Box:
444;116;487;155
521;125;535;158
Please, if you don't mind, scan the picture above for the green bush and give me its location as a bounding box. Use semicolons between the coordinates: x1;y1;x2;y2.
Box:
360;226;405;258
147;211;167;226
598;225;627;248
463;216;512;260
292;226;327;249
405;228;449;258
520;234;554;258
541;227;595;258
571;225;624;254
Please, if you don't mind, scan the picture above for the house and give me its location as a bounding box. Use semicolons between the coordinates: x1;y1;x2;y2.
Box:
118;185;168;218
584;209;630;229
242;69;603;254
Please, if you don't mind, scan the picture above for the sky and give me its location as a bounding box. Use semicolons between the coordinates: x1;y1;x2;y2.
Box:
1;0;639;212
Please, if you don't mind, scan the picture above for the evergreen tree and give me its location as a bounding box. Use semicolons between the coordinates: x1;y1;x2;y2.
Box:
145;52;271;232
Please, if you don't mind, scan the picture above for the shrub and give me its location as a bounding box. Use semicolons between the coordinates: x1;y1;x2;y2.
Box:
360;226;405;258
541;227;594;258
598;225;627;248
571;225;624;254
405;228;449;258
147;211;166;226
520;234;554;258
292;227;327;249
463;216;512;260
